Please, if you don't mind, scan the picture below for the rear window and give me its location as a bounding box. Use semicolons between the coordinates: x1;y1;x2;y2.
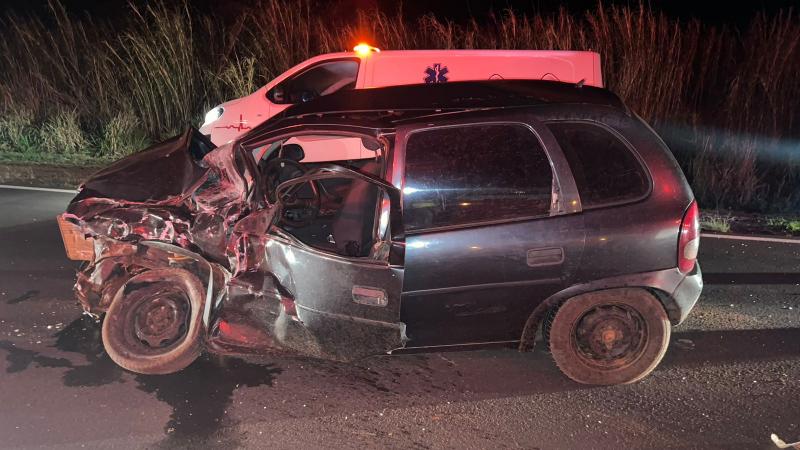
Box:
403;123;553;231
547;122;649;207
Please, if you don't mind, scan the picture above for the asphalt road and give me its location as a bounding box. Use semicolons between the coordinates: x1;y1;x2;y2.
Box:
1;187;799;450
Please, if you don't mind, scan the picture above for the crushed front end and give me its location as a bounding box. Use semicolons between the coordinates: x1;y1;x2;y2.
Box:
58;127;407;372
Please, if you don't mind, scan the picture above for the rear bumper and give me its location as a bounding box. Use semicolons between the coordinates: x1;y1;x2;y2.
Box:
670;262;703;324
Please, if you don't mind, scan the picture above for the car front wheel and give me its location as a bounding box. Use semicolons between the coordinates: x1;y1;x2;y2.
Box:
548;288;670;385
102;268;205;374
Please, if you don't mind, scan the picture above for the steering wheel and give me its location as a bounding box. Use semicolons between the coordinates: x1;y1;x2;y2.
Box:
264;158;321;228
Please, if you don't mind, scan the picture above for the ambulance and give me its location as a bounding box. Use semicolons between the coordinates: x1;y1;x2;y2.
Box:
199;44;603;160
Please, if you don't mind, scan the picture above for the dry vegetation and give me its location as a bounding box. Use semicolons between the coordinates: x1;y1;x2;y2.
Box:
0;0;798;212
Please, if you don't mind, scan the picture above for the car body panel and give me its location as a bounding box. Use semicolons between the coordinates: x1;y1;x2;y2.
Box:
542;111;693;281
71;129;214;205
362;50;602;88
401;214;586;346
200;50;602;146
391;111;586;346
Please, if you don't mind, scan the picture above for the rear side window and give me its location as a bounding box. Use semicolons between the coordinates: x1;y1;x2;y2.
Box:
547;122;649;207
403;124;553;231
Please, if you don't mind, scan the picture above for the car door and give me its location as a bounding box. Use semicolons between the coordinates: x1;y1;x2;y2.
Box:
263;165;407;359
394;111;586;347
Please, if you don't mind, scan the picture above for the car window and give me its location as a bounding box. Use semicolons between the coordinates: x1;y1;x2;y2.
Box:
270;59;359;104
258;135;387;259
403;123;554;231
547;121;649;207
276;175;385;258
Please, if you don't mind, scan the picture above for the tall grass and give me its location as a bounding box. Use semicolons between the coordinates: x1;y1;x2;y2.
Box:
0;0;798;212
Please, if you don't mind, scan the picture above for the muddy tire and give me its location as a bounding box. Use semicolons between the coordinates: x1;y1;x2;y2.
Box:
548;288;670;385
102;268;205;374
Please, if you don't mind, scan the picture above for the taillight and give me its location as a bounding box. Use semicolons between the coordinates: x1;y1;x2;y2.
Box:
678;200;700;273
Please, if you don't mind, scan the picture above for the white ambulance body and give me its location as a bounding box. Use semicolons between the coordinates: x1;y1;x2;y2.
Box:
200;48;603;161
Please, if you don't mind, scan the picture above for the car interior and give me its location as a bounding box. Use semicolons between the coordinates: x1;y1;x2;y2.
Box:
255;135;386;259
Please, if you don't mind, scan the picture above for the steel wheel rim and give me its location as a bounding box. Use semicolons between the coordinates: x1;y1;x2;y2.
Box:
122;286;191;354
572;303;648;370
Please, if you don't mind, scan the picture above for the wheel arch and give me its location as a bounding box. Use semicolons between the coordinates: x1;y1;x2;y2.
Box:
519;269;685;352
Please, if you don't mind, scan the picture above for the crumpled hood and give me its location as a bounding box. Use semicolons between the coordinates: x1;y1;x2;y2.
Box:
63;128;253;265
71;128;216;205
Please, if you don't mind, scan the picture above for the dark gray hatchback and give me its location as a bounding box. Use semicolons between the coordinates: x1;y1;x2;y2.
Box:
60;80;702;385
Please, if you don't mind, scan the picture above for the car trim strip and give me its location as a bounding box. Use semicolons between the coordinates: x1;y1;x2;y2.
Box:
403;277;562;297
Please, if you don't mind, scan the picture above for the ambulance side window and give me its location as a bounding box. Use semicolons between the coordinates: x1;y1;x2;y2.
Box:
268;60;360;104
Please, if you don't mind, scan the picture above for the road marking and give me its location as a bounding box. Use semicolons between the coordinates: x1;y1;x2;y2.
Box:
701;233;800;244
0;185;78;194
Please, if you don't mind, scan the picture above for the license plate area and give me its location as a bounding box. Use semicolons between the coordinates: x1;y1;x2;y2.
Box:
57;215;94;261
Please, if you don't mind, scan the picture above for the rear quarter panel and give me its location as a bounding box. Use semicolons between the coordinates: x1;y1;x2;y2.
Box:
535;106;693;281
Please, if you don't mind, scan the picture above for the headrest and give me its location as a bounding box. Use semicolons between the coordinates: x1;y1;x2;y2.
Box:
281;144;305;162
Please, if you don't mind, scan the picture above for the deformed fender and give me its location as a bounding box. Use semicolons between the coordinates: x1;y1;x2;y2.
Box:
518;267;698;352
76;239;229;327
141;241;230;328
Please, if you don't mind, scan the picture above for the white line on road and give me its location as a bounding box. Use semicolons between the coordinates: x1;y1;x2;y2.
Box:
0;184;78;194
701;233;800;244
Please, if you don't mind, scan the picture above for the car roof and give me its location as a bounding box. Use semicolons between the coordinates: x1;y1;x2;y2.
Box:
242;80;628;144
287;80;622;116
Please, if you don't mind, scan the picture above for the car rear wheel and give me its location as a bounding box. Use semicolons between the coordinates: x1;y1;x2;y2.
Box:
102;268;205;374
548;288;670;385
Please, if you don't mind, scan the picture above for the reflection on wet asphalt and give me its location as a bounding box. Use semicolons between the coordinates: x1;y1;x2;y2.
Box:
136;358;281;448
0;340;72;373
6;289;40;305
3;316;282;448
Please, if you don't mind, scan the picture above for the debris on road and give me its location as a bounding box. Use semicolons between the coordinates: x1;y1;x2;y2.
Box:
675;339;695;350
772;433;800;449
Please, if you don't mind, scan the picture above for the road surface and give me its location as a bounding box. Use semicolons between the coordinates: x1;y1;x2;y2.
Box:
1;187;799;449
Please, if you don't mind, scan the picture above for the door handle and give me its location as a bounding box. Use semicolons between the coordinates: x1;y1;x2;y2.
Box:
526;247;564;267
352;286;388;307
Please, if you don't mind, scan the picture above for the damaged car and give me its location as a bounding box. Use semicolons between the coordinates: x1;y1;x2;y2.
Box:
57;80;703;385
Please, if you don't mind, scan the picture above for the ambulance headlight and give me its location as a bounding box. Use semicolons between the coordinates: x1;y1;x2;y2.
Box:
202;107;224;127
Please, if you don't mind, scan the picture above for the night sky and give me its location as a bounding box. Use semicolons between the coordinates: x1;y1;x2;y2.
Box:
1;0;798;26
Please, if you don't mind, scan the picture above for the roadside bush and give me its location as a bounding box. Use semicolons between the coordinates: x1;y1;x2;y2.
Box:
699;212;732;233
105;2;200;138
0;109;40;155
211;56;260;102
0;0;798;213
96;112;150;159
39;110;90;156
